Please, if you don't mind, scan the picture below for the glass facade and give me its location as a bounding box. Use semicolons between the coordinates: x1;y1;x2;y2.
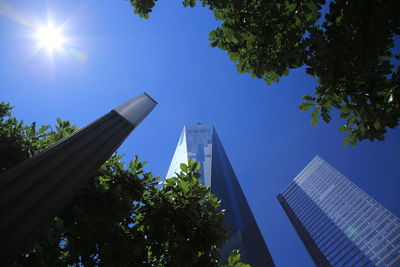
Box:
278;156;400;267
167;124;275;267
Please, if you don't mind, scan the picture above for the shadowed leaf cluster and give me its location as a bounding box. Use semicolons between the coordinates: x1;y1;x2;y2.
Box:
129;0;400;145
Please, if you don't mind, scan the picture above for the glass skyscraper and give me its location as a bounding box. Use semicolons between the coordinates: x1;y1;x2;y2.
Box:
278;156;400;266
167;124;275;267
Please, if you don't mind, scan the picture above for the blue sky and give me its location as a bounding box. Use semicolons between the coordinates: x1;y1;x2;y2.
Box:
1;0;399;266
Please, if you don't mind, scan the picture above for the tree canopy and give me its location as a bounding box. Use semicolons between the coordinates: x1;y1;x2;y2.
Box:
129;0;400;145
0;102;248;267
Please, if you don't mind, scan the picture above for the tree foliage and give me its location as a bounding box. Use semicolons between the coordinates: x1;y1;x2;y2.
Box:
0;102;77;174
0;102;246;266
221;250;250;267
129;0;400;145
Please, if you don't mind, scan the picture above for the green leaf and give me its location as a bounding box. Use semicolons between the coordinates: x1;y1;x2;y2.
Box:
230;53;240;62
299;102;315;111
339;125;351;132
350;135;357;146
228;250;240;264
343;134;351;146
306;2;318;12
179;180;189;193
193;161;200;170
180;163;188;172
30;122;36;136
129;156;140;171
321;111;331;123
302;95;315;101
38;125;50;134
340;104;352;113
373;120;381;130
339;112;350;119
311;107;320;126
208;30;217;40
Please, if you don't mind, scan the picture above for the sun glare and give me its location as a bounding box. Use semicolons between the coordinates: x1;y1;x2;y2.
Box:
36;24;65;52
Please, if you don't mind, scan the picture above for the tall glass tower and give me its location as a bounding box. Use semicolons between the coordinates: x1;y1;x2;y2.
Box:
167;124;275;267
278;156;400;266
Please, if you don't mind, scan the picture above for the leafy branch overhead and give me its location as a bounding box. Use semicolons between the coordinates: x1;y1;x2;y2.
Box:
129;0;400;145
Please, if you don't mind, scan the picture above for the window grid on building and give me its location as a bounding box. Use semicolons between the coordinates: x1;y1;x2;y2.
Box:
278;156;400;267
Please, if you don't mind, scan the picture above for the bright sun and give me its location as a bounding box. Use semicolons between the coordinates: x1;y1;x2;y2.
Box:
36;24;65;52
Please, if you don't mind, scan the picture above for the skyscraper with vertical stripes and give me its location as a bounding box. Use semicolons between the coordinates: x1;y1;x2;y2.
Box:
278;156;400;266
167;124;275;267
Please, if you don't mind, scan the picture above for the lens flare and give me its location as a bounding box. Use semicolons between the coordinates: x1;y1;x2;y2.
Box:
66;46;88;64
0;0;31;28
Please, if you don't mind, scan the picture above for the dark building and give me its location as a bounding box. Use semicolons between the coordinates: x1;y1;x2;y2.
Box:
167;124;275;267
0;93;157;265
278;156;400;266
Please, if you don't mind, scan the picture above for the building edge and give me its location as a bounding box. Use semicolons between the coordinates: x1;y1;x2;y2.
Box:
277;194;331;267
